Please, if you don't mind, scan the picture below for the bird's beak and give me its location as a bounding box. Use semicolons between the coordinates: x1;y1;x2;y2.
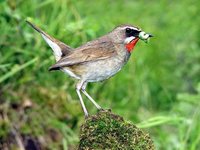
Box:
138;31;153;43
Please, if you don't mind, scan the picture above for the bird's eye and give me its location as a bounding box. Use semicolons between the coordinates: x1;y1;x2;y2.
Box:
126;28;132;33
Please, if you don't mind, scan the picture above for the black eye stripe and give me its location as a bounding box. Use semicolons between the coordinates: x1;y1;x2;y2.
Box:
126;28;132;33
125;28;140;37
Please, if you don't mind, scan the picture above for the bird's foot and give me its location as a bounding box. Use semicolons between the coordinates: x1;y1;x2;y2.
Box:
97;108;104;112
84;114;90;119
97;108;112;113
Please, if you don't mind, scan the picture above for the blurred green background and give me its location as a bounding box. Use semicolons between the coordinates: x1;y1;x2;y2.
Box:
0;0;200;149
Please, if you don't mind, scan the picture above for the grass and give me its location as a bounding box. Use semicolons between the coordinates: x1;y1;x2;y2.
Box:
0;0;200;149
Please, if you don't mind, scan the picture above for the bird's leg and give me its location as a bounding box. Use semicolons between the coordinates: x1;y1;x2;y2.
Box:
81;82;102;110
76;81;88;117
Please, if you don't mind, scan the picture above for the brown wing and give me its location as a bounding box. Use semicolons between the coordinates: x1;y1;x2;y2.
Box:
49;38;117;70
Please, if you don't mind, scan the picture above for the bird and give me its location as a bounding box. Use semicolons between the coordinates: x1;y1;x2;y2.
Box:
26;20;153;117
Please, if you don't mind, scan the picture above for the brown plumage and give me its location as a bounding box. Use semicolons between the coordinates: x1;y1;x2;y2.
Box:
27;20;152;117
49;37;117;70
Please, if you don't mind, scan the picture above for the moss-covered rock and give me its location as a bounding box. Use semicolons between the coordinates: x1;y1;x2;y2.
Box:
79;110;155;150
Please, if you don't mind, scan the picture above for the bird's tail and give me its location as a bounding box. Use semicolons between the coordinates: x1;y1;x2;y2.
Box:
26;20;72;61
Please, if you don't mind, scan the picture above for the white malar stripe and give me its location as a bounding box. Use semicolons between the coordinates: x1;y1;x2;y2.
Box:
41;34;62;61
124;36;135;44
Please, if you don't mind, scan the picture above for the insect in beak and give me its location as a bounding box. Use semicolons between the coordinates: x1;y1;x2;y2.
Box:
139;31;153;43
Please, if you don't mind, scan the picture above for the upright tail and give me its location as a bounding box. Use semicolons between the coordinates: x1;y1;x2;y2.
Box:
26;20;72;61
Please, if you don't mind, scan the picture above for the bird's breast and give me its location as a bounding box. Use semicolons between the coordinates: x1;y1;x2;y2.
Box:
82;49;130;82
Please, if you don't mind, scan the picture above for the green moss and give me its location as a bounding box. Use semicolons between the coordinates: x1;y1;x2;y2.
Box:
79;110;155;150
0;121;10;138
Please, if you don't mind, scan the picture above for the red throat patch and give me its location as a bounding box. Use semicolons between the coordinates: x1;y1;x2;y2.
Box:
125;38;139;52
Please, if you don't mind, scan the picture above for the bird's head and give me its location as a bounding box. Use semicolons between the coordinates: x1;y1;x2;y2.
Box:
111;25;153;52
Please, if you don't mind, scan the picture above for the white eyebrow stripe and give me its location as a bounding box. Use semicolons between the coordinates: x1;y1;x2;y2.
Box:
122;26;140;31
